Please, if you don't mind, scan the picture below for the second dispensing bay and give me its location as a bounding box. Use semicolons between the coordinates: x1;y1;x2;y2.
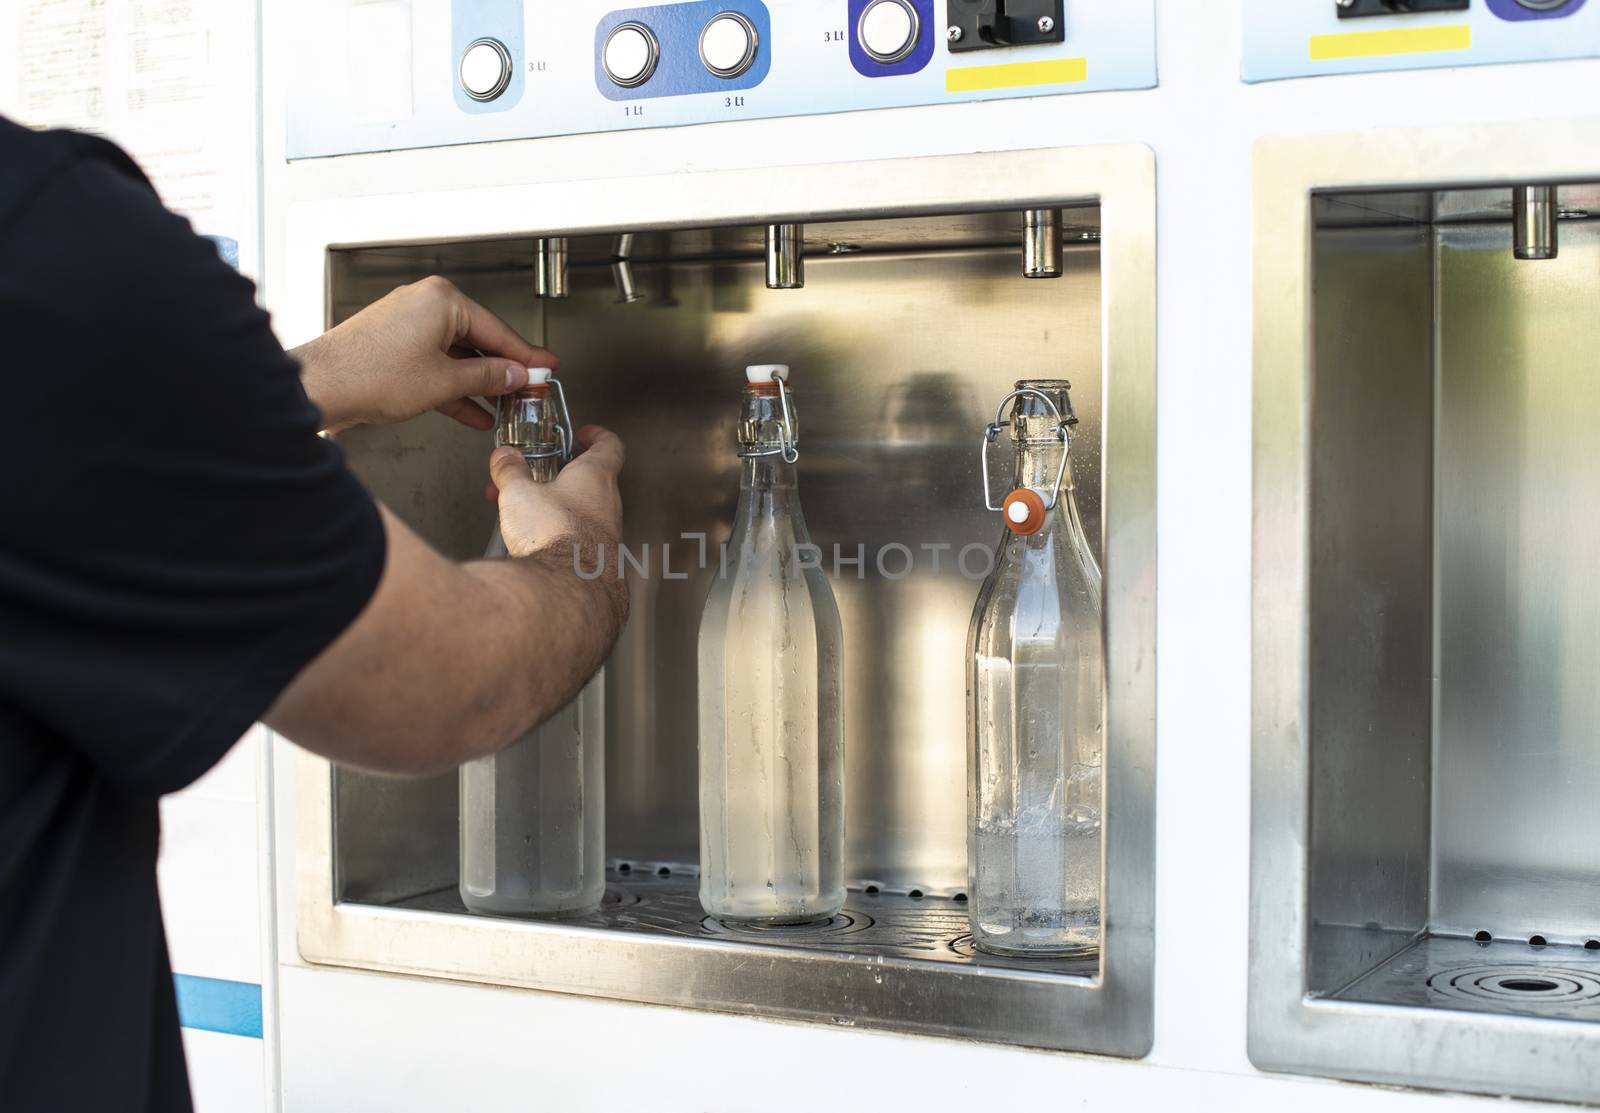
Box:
392;868;1097;977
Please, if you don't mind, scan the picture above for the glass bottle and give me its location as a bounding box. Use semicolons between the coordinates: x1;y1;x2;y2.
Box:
459;368;606;918
698;365;846;925
967;379;1104;957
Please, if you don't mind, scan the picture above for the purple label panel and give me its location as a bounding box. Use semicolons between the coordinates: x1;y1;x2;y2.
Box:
847;0;935;78
1486;0;1587;19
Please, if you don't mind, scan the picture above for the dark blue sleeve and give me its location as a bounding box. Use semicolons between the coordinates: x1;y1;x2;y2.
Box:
0;141;385;795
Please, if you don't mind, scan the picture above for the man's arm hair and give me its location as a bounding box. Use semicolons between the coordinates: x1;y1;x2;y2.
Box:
265;505;623;776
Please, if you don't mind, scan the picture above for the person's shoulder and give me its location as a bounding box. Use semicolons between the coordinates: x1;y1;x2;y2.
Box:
0;116;154;237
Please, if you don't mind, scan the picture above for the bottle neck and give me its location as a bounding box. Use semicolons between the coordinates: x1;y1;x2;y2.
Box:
1013;436;1066;492
497;387;564;485
736;385;795;459
1013;435;1092;552
740;455;799;494
525;454;561;484
733;387;804;532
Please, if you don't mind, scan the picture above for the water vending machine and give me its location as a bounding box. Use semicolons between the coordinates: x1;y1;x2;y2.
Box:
260;1;1600;1109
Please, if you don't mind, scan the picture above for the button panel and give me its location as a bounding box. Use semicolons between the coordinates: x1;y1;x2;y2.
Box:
594;0;771;101
287;0;1158;159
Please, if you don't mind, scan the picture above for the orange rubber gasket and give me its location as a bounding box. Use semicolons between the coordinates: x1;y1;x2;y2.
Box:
1002;488;1047;536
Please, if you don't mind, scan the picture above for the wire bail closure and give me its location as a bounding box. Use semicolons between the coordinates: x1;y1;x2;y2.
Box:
981;387;1072;513
738;370;800;464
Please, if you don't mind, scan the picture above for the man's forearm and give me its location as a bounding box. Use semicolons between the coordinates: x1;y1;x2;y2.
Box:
462;541;627;736
266;508;626;776
289;335;357;434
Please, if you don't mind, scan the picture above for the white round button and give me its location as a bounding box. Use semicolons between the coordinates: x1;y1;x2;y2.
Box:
858;0;918;64
604;23;659;87
459;38;511;101
700;12;757;78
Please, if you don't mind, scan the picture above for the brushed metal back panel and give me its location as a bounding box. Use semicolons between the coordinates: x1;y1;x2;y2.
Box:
1305;223;1435;993
331;233;1101;895
1433;221;1600;943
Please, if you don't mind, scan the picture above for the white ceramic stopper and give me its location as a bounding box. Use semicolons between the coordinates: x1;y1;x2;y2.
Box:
746;364;790;383
527;366;555;384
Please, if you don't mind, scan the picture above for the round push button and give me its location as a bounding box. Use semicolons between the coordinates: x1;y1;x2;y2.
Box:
459;38;512;101
858;0;919;64
700;12;759;77
604;22;659;88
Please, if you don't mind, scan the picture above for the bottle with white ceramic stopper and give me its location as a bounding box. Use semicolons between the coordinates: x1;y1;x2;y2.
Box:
697;364;846;924
459;367;606;918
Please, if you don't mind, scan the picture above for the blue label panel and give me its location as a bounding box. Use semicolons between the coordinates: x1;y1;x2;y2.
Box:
596;1;772;100
453;0;526;113
1242;0;1600;82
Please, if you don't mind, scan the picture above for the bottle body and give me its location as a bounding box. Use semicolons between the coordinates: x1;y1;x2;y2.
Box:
460;639;607;918
698;383;845;924
459;381;606;918
968;382;1104;957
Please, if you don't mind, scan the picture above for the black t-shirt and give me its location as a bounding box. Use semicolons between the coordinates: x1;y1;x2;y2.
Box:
0;118;385;1110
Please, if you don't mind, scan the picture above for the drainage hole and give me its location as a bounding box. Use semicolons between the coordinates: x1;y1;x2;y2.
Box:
954;892;968;903
656;866;672;877
1500;978;1560;993
1530;935;1548;947
908;889;925;900
1474;930;1492;943
617;862;632;874
864;885;880;895
1586;939;1600;951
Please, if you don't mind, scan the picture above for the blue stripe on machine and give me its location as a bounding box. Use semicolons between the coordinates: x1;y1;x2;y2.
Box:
173;974;263;1039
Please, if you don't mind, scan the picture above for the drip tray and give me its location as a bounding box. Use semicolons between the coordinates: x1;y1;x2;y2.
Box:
391;868;1097;977
1333;936;1600;1021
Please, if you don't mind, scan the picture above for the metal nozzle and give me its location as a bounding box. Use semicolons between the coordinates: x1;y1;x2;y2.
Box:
1023;209;1063;279
766;223;805;289
535;236;570;298
1513;186;1558;261
611;233;643;304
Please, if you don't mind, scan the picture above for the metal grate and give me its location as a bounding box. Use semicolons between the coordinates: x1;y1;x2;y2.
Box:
394;867;1097;977
1334;935;1600;1022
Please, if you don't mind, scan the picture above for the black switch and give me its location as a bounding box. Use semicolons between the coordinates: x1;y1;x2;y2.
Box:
947;0;1066;53
1336;0;1469;18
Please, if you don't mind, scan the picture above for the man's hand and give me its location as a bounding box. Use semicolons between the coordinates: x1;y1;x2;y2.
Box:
487;425;629;631
489;425;625;555
293;275;557;434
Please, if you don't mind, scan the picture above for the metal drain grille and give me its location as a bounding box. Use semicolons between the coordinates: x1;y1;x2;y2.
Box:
1428;964;1600;1009
390;871;1098;977
702;908;876;939
1335;936;1600;1022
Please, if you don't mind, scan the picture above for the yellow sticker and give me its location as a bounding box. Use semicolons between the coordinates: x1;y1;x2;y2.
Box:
1309;24;1472;61
946;57;1089;94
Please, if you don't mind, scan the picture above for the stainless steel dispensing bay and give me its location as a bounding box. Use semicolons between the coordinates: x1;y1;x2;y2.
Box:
294;148;1156;1057
1252;123;1600;1105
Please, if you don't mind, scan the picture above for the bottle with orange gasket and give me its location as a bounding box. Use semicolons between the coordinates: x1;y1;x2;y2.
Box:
966;378;1104;957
